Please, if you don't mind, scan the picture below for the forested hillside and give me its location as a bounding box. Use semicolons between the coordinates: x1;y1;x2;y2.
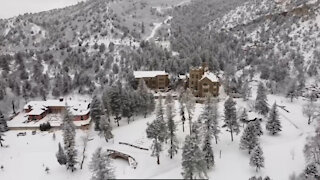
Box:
1;0;320;114
170;0;320;96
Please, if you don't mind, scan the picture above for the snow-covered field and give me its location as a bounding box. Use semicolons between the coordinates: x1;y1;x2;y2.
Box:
0;80;316;180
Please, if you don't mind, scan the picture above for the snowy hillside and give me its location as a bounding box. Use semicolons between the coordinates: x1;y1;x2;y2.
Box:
209;0;320;63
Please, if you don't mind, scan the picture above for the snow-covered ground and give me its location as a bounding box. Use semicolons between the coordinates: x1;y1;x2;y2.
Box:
0;80;316;179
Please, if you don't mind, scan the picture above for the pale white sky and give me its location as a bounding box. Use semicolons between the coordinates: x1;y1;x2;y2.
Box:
0;0;86;19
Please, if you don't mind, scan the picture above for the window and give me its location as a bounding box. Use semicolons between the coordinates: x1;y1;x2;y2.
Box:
81;116;84;120
204;89;209;93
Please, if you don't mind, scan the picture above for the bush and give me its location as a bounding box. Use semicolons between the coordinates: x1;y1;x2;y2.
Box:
40;122;51;131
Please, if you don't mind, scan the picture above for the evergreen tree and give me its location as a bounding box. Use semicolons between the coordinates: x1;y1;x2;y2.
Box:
90;96;103;131
99;116;113;142
304;123;320;165
146;97;168;164
180;101;186;132
255;83;269;115
253;119;263;137
62;110;77;172
146;93;155;117
137;79;155;118
0;111;8;132
241;80;251;101
239;108;248;128
121;89;134;124
249;145;265;172
240;122;259;154
109;83;123;126
102;89;111;122
0;123;5;147
56;142;67;165
181;135;207;179
202;132;214;169
286;80;299;102
201;97;220;144
223;97;239;141
266;103;282;135
166;99;178;159
304;163;318;179
181;89;196;135
90;147;115;180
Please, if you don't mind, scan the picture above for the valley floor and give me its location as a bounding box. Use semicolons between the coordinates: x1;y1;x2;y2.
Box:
0;83;316;180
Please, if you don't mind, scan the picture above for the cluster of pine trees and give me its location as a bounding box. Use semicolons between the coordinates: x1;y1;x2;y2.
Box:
180;96;219;179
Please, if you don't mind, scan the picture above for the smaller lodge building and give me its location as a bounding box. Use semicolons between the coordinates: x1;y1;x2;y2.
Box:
133;71;169;90
24;98;90;121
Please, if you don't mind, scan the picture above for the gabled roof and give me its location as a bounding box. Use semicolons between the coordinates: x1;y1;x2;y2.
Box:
200;72;219;82
24;99;90;116
133;71;168;78
27;107;48;116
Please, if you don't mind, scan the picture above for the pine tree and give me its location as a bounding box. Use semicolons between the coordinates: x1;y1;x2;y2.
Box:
239;108;248;128
223;97;239;142
62;110;77;172
255;83;269;115
102;90;111;123
146;97;168;164
304;163;318;179
304;123;320;165
137;79;154;118
109;84;122;126
249;145;265;172
240;122;259;154
286;80;299;102
202;132;214;169
0;111;8;132
181;89;196;135
180;101;186;132
90;147;115;180
146;93;156;116
166;99;178;159
90;96;103;131
201;97;220;144
99;116;113;142
181;135;207;179
253;119;263;136
241;80;251;101
56;142;67;165
0;123;5;147
121;89;134;124
266;103;282;135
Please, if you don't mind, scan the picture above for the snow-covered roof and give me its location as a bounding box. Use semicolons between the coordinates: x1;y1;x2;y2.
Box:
133;71;168;78
178;74;187;80
27;107;48;116
69;108;90;116
23;100;65;110
24;99;90;116
200;72;219;82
